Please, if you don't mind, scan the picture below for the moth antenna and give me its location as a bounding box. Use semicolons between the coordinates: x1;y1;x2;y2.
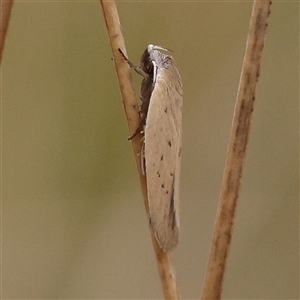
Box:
152;61;158;86
118;48;149;79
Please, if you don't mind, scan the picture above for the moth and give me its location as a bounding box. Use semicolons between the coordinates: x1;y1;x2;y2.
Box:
119;44;183;252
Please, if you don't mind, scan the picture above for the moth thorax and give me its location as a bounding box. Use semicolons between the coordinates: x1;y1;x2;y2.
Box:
150;51;173;69
140;47;174;75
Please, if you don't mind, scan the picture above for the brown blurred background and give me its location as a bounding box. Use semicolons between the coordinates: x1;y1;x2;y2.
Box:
1;1;298;299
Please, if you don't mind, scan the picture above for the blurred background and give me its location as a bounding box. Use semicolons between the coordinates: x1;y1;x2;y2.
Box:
1;1;298;299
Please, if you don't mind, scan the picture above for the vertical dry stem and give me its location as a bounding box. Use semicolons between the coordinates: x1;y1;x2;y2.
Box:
201;1;272;299
99;1;179;299
0;0;14;63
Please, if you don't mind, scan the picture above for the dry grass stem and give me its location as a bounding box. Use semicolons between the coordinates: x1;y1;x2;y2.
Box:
100;1;179;299
0;0;14;63
201;1;272;299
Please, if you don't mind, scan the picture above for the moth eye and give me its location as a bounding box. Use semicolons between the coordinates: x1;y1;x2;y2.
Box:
144;61;153;74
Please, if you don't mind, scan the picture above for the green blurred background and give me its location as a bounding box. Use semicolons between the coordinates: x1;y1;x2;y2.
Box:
1;1;298;299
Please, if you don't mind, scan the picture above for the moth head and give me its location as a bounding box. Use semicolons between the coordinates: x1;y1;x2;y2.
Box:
148;44;172;53
140;44;174;76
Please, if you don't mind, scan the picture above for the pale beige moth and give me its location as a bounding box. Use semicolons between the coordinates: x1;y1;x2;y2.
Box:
119;44;183;252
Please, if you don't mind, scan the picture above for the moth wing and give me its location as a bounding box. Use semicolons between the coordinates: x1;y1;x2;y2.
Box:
144;65;183;252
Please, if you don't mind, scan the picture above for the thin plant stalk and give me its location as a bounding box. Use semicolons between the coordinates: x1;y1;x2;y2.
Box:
201;1;272;299
0;0;14;63
99;1;179;299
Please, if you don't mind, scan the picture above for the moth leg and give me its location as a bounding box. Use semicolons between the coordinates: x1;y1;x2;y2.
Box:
136;136;146;176
140;140;146;176
127;109;147;140
118;48;149;79
127;125;143;140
